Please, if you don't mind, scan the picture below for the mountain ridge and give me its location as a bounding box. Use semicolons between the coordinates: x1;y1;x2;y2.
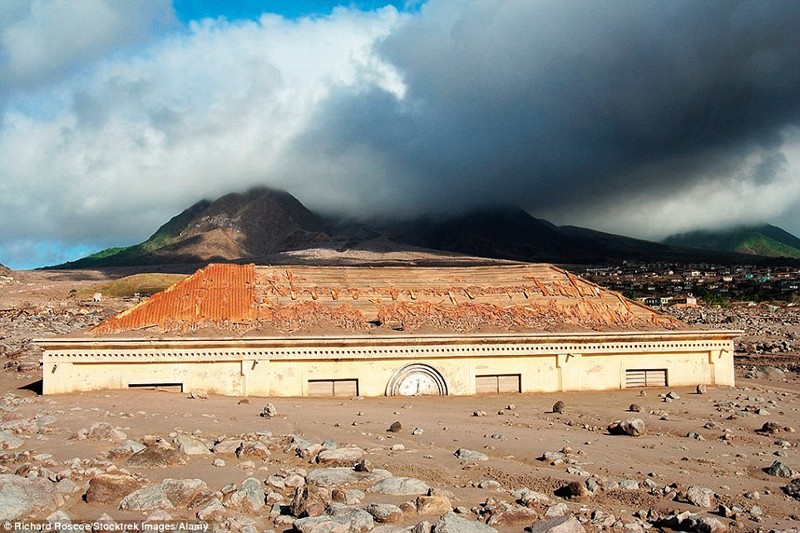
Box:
51;187;800;269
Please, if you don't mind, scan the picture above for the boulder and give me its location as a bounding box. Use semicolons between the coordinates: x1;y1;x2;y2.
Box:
686;486;715;508
317;447;364;466
434;512;498;533
294;504;374;533
290;485;329;518
174;434;211;455
416;493;452;515
126;440;188;468
0;474;63;520
119;478;207;511
608;418;645;437
764;460;797;478
85;422;127;442
196;497;226;521
454;448;488;461
226;478;266;512
368;477;430;496
366;502;404;523
85;473;143;505
306;467;391;489
783;478;800;500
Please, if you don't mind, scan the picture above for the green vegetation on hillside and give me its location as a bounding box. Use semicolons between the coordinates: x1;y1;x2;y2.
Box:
664;224;800;259
86;273;188;298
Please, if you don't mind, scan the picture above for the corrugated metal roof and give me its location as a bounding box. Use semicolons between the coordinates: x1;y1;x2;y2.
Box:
92;263;684;335
92;263;256;334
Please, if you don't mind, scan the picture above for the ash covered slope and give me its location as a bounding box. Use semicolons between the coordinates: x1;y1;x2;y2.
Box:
55;188;330;268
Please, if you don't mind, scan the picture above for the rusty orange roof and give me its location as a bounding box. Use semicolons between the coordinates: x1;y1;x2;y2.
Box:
92;263;685;335
93;263;256;334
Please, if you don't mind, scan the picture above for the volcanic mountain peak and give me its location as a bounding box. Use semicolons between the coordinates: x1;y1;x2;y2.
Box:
56;187;330;268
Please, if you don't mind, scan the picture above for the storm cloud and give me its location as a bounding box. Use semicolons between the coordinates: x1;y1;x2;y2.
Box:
2;0;800;268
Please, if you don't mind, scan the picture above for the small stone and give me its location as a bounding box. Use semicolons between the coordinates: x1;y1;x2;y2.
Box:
628;404;641;413
758;421;782;434
666;391;680;400
696;384;707;394
608;418;645;437
388;421;403;433
552;401;566;414
529;516;586;533
260;403;277;418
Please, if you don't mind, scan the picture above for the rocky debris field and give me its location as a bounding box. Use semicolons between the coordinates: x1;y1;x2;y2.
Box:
0;375;798;532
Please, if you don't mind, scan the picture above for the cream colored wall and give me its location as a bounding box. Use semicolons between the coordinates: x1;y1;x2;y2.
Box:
41;336;737;396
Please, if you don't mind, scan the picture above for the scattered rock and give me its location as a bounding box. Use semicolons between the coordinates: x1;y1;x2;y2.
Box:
434;511;498;533
686;486;715;508
119;478;207;511
366;502;404;523
260;403;278;419
783;479;800;500
758;421;782;434
454;448;489;461
174;434;211;455
416;493;453;515
368;477;430;496
317;447;364;466
388;421;403;433
226;478;266;513
608;418;645;437
0;474;63;521
666;391;681;400
126;440;188;468
628;404;641;413
196;497;226;521
764;460;797;478
85;473;144;505
529;516;586;533
294;504;374;533
305;467;391;489
552;401;566;414
556;481;591;501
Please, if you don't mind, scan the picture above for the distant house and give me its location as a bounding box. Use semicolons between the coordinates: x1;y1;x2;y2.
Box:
38;263;738;397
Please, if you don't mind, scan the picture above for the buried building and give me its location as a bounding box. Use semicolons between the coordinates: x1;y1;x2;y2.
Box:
39;263;739;397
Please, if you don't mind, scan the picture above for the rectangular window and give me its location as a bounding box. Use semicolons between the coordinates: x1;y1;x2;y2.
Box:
307;379;359;397
625;369;668;388
475;374;521;394
127;382;183;392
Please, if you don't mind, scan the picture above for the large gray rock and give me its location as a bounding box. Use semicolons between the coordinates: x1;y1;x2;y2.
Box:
686;486;715;508
317;447;364;466
0;474;64;520
454;448;489;461
366;502;403;523
434;512;498;533
174;434;211;455
529;516;586;533
368;477;430;496
294;504;374;533
306;467;391;489
119;478;207;511
226;478;265;512
764;460;797;478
